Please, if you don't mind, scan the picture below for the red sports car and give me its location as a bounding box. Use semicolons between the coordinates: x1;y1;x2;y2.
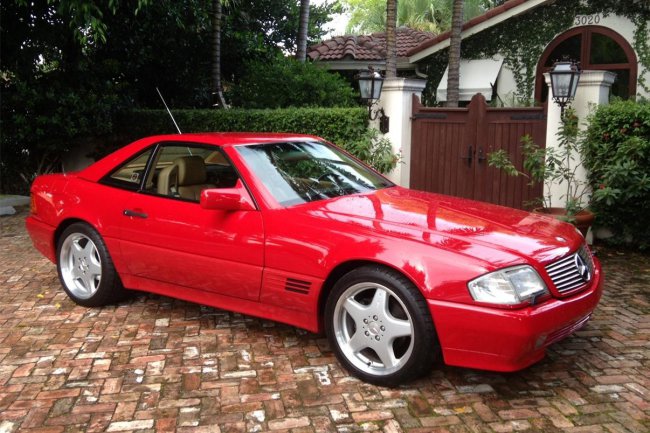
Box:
26;133;603;386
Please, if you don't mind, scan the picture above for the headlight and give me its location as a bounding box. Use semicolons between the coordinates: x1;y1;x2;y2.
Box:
468;265;548;306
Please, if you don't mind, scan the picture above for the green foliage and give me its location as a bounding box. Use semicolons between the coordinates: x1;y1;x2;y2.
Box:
1;0;134;193
583;99;650;249
117;106;366;144
3;0;341;110
633;17;650;95
488;109;590;216
342;128;400;174
342;0;500;34
1;71;126;193
230;56;356;109
43;0;151;44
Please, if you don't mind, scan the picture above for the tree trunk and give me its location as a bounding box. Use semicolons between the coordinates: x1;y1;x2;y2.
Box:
211;0;227;108
446;0;464;107
385;0;397;78
296;0;310;62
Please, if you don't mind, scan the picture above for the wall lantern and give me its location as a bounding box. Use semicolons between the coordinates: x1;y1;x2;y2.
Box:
549;58;582;118
357;67;389;134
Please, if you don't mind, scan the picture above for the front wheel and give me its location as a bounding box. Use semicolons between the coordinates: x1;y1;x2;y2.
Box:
57;223;124;307
325;266;439;386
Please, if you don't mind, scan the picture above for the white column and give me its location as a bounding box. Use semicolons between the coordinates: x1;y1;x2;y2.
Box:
543;70;616;207
377;78;427;186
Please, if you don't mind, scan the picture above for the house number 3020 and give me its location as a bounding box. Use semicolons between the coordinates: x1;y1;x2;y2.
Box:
574;14;601;25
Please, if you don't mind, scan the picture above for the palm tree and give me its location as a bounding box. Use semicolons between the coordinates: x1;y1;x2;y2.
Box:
296;0;310;62
345;0;489;34
385;0;397;78
398;0;450;33
211;0;228;108
446;0;464;107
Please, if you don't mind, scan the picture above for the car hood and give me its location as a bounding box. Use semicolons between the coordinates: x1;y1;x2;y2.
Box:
300;186;580;266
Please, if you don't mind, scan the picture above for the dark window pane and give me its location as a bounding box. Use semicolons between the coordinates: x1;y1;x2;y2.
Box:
545;35;582;66
105;148;154;190
590;33;628;64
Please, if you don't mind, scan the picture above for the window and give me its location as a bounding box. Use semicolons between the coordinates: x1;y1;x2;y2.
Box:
536;26;637;102
237;140;392;207
145;144;238;201
104;148;155;190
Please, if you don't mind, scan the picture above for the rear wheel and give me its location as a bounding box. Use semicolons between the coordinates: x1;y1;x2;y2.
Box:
325;265;439;386
57;223;124;307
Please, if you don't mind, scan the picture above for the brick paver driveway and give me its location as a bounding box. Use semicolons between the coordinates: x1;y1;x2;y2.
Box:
1;208;649;433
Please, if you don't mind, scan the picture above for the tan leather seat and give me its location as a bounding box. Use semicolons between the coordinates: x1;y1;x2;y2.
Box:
175;155;215;200
157;164;179;196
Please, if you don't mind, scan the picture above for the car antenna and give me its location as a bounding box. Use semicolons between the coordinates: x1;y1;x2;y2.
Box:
156;87;182;134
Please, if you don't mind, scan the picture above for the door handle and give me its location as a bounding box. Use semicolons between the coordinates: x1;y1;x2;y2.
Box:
460;145;473;166
123;209;148;219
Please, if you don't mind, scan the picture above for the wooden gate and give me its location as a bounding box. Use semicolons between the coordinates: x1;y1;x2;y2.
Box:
410;93;546;210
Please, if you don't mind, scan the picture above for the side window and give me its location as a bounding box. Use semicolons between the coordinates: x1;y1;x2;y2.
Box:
104;148;154;190
146;144;239;202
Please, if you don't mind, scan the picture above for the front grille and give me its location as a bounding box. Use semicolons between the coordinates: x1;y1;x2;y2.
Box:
545;245;594;294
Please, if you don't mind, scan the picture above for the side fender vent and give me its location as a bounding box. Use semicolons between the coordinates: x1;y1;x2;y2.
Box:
285;278;311;295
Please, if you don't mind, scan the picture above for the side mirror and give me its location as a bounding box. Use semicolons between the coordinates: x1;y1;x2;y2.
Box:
200;180;255;211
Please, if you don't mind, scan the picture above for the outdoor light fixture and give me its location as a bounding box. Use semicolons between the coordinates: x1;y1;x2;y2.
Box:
357;67;389;134
549;58;582;118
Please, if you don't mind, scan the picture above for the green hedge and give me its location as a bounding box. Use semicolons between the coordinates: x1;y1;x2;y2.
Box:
106;106;400;174
584;99;650;249
117;107;368;146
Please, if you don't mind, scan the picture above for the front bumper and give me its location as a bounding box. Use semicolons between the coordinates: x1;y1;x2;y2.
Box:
428;259;603;372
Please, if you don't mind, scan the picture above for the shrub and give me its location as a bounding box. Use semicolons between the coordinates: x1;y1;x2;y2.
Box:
344;128;400;175
583;99;650;249
229;56;357;108
1;72;125;194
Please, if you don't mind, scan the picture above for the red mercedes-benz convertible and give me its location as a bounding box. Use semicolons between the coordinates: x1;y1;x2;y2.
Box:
26;133;603;386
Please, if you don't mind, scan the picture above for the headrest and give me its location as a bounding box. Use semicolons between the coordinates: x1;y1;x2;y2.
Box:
175;155;207;185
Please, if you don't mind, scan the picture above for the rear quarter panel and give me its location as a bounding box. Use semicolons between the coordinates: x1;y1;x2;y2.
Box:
28;174;132;274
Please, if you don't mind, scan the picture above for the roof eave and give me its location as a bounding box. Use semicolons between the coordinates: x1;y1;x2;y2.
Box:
312;60;386;70
311;59;416;71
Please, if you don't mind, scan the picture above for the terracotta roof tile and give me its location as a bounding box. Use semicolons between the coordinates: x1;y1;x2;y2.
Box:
308;27;435;62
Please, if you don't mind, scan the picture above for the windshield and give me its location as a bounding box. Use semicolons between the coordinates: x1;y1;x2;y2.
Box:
237;140;393;206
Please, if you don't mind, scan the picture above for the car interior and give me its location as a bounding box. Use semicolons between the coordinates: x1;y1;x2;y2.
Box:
157;155;217;200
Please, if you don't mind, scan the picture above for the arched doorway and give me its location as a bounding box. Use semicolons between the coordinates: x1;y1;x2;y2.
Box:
535;26;637;103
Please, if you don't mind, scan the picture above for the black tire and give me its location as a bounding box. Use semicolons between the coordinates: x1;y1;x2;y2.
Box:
56;222;125;307
325;265;439;386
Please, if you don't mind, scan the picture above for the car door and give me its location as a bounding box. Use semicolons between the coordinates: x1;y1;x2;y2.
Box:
117;142;264;301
